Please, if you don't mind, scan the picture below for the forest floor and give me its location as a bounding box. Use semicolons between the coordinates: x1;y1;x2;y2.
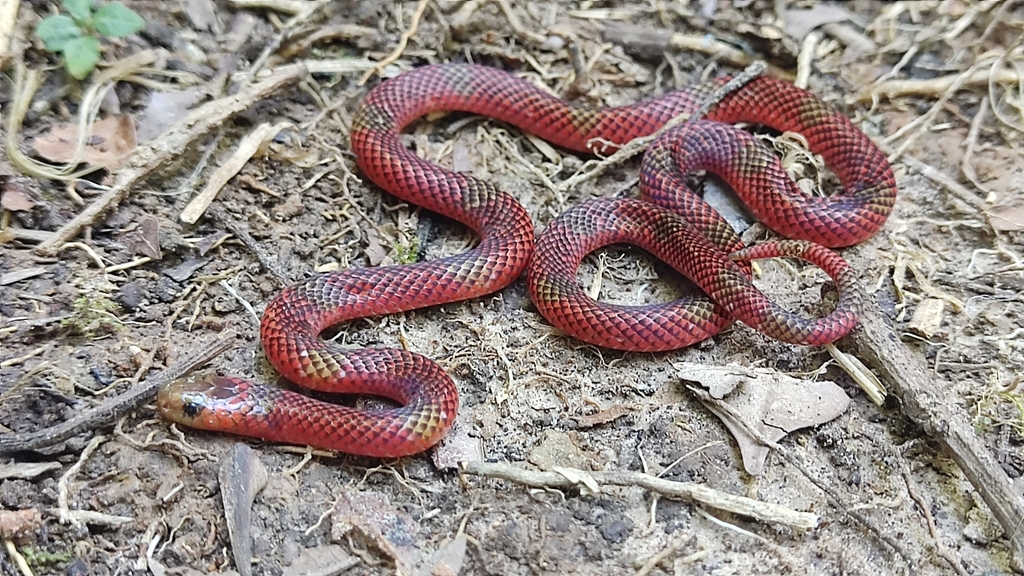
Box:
2;1;1024;575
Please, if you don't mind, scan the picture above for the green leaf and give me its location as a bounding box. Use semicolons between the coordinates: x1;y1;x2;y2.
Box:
92;3;145;38
63;36;101;79
36;15;82;52
62;0;95;23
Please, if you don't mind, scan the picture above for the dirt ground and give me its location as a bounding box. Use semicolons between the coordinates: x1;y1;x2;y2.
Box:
2;0;1024;575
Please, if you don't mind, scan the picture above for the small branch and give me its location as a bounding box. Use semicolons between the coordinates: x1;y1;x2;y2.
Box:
358;0;430;85
459;461;819;530
0;331;236;453
856;66;1021;103
845;300;1024;569
179;121;293;225
33;65;307;255
602;23;793;80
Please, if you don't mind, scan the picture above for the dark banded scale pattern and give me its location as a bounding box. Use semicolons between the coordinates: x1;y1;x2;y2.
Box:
158;64;896;456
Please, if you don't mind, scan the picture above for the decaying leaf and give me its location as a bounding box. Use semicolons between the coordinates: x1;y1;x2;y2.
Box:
283;544;358;576
675;362;851;475
219;443;268;576
30;115;138;170
989;203;1024;232
0;508;43;539
123;215;162;260
0;177;35;211
136;88;205;143
784;4;856;39
331;490;422;574
432;423;484;470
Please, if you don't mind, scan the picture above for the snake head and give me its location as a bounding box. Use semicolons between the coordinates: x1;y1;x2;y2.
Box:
157;374;251;430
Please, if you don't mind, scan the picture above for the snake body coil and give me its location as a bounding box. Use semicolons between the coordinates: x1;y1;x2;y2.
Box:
158;64;896;457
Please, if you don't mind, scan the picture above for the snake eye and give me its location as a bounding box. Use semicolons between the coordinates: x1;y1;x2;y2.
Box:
181;394;205;418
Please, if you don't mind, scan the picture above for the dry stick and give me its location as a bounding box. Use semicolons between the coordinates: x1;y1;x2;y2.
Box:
601;22;794;80
688;387;918;572
885;61;983;163
208;206;291;287
0;330;236;453
902;470;971;576
358;0;431;86
33;64;307;256
634;530;695;576
0;0;20;59
459;461;819;530
242;0;330;80
857;67;1021;103
179;121;294;224
845;301;1024;569
961;96;991;194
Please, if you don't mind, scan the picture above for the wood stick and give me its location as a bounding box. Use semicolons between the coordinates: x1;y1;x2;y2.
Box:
0;331;236;453
34;65;307;255
845;302;1024;569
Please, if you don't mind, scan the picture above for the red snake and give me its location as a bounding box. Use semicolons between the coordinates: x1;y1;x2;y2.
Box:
158;64;896;457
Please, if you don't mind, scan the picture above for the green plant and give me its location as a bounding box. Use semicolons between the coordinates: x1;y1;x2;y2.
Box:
35;0;145;80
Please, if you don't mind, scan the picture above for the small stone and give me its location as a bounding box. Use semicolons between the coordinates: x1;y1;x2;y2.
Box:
116;282;145;311
599;515;633;543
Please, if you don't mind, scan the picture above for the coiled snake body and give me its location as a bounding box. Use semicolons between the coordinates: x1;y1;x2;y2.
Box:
158;64;896;457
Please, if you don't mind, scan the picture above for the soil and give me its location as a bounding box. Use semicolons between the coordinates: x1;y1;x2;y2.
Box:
2;1;1023;575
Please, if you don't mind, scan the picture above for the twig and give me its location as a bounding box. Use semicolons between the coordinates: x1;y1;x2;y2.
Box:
961;96;990;194
242;0;329;80
208;205;291;286
903;470;970;576
795;31;822;90
857;66;1021;103
179;121;294;224
688;387;919;572
57;435;107;527
459;461;819;530
844;300;1024;569
884;60;983;162
633;531;698;576
0;331;236;453
3;540;32;576
358;0;430;86
33;65;307;255
602;23;793;80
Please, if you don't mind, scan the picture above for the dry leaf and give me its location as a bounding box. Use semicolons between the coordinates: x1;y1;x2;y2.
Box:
136;88;204;143
0;509;44;539
31;115;138;170
0;180;35;211
124;216;162;260
574;404;632;428
331;490;422;574
675;362;851;476
989;204;1024;232
784;4;856;39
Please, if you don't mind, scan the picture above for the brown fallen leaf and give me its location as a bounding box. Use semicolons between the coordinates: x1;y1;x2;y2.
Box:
363;226;389;266
0;508;43;539
219;443;269;576
136;88;205;143
574;403;632;428
989;203;1024;232
432;423;484;470
283;544;358;576
123;215;162;260
675;362;851;476
331;490;422;574
0;177;35;211
30;115;138;170
784;4;856;39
